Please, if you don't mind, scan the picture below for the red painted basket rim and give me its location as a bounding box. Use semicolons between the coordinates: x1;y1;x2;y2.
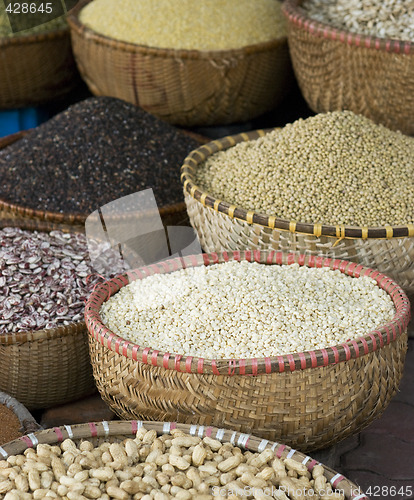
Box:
84;250;410;376
282;0;414;55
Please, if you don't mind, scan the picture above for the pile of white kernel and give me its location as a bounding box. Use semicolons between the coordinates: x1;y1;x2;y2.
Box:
100;261;395;359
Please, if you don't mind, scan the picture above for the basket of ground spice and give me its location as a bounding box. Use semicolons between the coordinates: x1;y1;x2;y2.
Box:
0;218;108;409
0;96;201;227
0;391;41;446
182;111;414;311
84;250;409;452
282;0;414;135
66;0;292;127
0;8;79;108
0;421;367;499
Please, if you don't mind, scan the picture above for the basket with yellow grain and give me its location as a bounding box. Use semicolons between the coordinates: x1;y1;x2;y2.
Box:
67;0;292;127
181;111;414;312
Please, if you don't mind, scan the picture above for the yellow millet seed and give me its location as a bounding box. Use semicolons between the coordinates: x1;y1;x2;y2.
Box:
80;0;286;51
195;111;414;227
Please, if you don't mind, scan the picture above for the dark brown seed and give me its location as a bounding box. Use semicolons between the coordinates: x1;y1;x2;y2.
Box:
0;97;200;215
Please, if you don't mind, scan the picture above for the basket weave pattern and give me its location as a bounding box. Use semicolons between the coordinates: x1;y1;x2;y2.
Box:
85;251;409;451
0;420;368;499
68;0;292;126
282;0;414;135
0;29;79;109
0;219;95;409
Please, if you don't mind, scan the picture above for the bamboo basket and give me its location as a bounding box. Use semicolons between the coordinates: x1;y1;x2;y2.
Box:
67;0;292;127
0;420;368;500
0;218;96;409
0;28;79;109
84;251;409;452
0;391;42;440
0;129;204;228
181;130;414;329
282;0;414;135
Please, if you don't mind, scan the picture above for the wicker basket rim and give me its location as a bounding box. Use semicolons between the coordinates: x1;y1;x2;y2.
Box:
181;129;414;240
84;250;410;376
0;26;69;48
0;218;86;345
67;0;287;58
0;420;366;499
0;131;186;224
282;0;414;54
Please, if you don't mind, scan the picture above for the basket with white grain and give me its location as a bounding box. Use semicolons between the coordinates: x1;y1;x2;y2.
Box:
85;250;409;452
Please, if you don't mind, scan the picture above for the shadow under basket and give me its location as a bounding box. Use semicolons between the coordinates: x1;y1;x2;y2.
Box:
67;0;293;127
0;420;368;499
282;0;414;135
0;218;95;410
85;251;409;452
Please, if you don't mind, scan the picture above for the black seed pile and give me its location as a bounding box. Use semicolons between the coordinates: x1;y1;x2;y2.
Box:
0;97;200;215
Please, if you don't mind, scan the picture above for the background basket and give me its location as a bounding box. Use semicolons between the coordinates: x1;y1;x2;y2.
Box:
0;420;368;500
85;251;409;452
0;28;80;109
0;218;95;409
67;0;293;127
282;0;414;135
181;131;414;312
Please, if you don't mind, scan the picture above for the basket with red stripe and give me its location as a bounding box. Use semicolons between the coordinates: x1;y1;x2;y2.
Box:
84;251;410;452
0;420;369;499
282;0;414;135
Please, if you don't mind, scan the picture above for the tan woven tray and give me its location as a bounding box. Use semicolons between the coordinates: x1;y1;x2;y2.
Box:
181;130;414;306
67;0;292;127
0;218;95;410
0;28;80;109
282;0;414;135
0;420;368;500
85;251;409;452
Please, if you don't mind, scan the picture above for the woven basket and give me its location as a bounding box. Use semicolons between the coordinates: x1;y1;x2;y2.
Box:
85;251;409;452
282;0;414;135
0;28;80;109
0;218;96;410
67;0;292;127
0;391;42;440
0;420;368;499
181;130;414;313
0;130;199;228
